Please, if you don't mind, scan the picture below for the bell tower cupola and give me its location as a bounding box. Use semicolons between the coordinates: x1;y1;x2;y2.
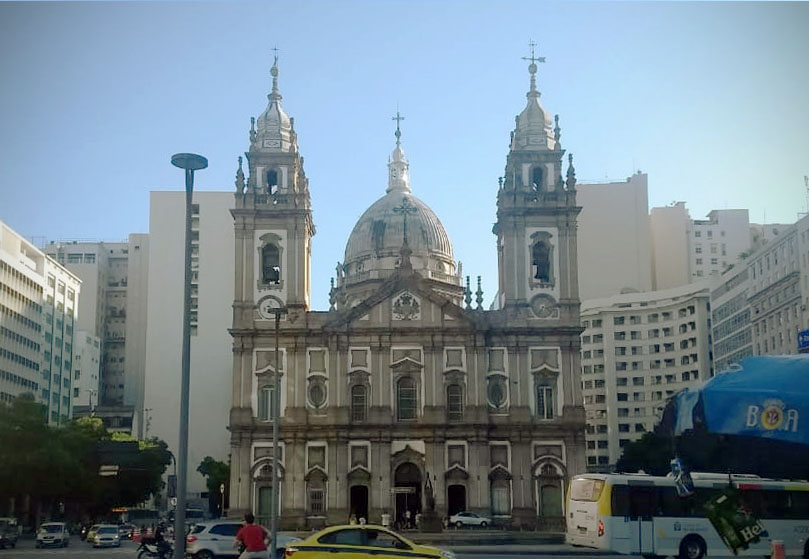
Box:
233;53;315;315
493;42;580;320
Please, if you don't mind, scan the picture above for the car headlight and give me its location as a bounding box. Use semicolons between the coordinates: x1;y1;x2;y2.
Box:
440;550;456;559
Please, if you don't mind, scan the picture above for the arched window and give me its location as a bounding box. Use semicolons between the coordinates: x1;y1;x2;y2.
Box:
262;243;281;284
532;241;551;282
397;377;417;421
531;167;544;191
267;169;279;195
351;385;367;422
447;384;464;422
536;379;554;419
491;478;511;515
258;385;274;422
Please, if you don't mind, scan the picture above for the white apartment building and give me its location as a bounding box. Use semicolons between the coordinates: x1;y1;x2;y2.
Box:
748;214;808;356
71;330;101;408
1;221;81;423
1;222;46;406
577;172;653;300
45;236;149;432
580;283;712;469
144;191;234;495
690;209;750;280
710;264;753;373
650;203;752;290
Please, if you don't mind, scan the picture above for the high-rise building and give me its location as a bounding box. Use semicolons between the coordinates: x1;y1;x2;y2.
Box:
143;191;234;495
580;283;712;470
71;330;101;409
1;221;81;423
225;55;584;530
577;172;652;300
44;236;149;432
710;264;753;373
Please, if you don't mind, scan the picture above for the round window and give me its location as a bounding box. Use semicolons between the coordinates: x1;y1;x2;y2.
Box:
309;380;326;408
488;377;506;408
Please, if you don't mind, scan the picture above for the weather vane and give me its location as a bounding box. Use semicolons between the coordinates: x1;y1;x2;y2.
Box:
522;40;546;69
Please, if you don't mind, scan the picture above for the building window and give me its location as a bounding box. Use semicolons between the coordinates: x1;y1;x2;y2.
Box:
258;385;274;421
261;243;281;284
266;169;279;195
308;378;327;408
447;384;464;422
536;381;553;420
531;166;544;191
532;241;552;283
397;377;417;420
351;385;367;422
491;479;511;515
308;485;324;516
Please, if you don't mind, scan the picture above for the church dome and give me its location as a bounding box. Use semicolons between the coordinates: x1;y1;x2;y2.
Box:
340;120;457;282
344;190;454;266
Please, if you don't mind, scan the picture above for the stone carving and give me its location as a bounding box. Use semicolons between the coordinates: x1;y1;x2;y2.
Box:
392;291;420;321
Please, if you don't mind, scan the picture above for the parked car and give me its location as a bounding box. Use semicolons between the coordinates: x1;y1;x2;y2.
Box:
0;517;18;549
186;519;301;559
91;524;121;547
449;511;491;528
282;525;455;559
36;522;70;548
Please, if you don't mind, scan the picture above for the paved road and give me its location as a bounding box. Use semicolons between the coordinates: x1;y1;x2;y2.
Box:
1;536;627;559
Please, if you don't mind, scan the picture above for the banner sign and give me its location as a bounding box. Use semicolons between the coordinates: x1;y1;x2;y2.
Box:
704;488;768;555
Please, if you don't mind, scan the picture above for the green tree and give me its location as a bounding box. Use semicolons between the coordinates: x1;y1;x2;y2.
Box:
197;457;229;517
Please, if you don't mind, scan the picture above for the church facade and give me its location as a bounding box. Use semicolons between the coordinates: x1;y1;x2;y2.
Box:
227;54;586;530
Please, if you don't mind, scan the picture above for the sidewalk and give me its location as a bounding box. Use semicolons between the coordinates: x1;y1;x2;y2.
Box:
447;544;610;555
402;530;566;546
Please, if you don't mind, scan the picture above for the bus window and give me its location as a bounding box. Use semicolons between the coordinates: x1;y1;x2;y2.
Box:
611;485;630;516
788;491;809;519
570;478;605;502
629;486;657;518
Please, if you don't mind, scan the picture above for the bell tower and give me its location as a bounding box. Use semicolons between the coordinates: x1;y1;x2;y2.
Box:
494;44;580;321
232;55;315;318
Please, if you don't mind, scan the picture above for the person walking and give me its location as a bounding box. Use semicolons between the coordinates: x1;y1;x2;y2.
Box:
234;513;270;559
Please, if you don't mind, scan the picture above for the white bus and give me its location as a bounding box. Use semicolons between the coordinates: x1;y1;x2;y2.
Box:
566;472;809;559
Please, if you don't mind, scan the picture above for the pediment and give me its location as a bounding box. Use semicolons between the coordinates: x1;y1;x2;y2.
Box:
347;466;372;483
488;464;512;481
391;444;425;466
323;271;482;331
444;464;469;481
304;465;328;482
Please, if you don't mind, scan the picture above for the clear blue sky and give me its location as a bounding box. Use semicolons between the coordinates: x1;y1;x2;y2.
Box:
1;1;807;310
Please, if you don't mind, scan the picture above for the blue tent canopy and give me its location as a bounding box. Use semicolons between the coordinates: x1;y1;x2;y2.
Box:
674;356;809;445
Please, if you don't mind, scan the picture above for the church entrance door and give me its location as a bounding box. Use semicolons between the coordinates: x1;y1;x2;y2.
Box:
393;462;421;529
447;484;466;517
350;485;369;521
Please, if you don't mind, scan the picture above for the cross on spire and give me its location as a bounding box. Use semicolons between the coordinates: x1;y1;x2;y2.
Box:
271;46;280;64
392;110;405;146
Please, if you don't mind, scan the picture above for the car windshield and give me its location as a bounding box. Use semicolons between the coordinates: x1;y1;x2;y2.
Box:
98;527;117;534
41;524;63;532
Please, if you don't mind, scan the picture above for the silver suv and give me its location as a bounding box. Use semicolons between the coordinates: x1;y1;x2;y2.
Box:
186;520;300;559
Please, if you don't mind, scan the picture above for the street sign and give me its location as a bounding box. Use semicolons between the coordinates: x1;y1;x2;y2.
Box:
392;487;415;494
798;329;809;353
98;465;119;477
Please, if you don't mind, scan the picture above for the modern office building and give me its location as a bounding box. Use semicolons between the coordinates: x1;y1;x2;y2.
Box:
71;330;101;409
1;221;81;423
580;283;712;469
44;236;149;433
143;191;234;495
710;264;753;373
577;172;653;300
748;215;806;356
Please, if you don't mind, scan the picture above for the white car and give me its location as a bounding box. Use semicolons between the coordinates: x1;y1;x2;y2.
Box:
92;524;121;547
449;511;491;528
36;522;70;548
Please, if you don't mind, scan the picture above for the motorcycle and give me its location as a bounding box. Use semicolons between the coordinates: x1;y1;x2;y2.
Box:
136;540;173;559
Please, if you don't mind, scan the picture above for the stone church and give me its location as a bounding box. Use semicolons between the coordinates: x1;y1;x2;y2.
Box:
228;54;585;530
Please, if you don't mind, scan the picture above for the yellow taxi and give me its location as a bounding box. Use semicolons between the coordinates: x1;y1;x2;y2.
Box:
283;524;456;559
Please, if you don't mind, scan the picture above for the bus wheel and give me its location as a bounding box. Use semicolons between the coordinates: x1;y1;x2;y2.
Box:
679;535;706;559
803;539;809;559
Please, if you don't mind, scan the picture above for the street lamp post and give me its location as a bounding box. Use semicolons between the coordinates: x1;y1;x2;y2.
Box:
270;306;286;559
170;152;207;558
